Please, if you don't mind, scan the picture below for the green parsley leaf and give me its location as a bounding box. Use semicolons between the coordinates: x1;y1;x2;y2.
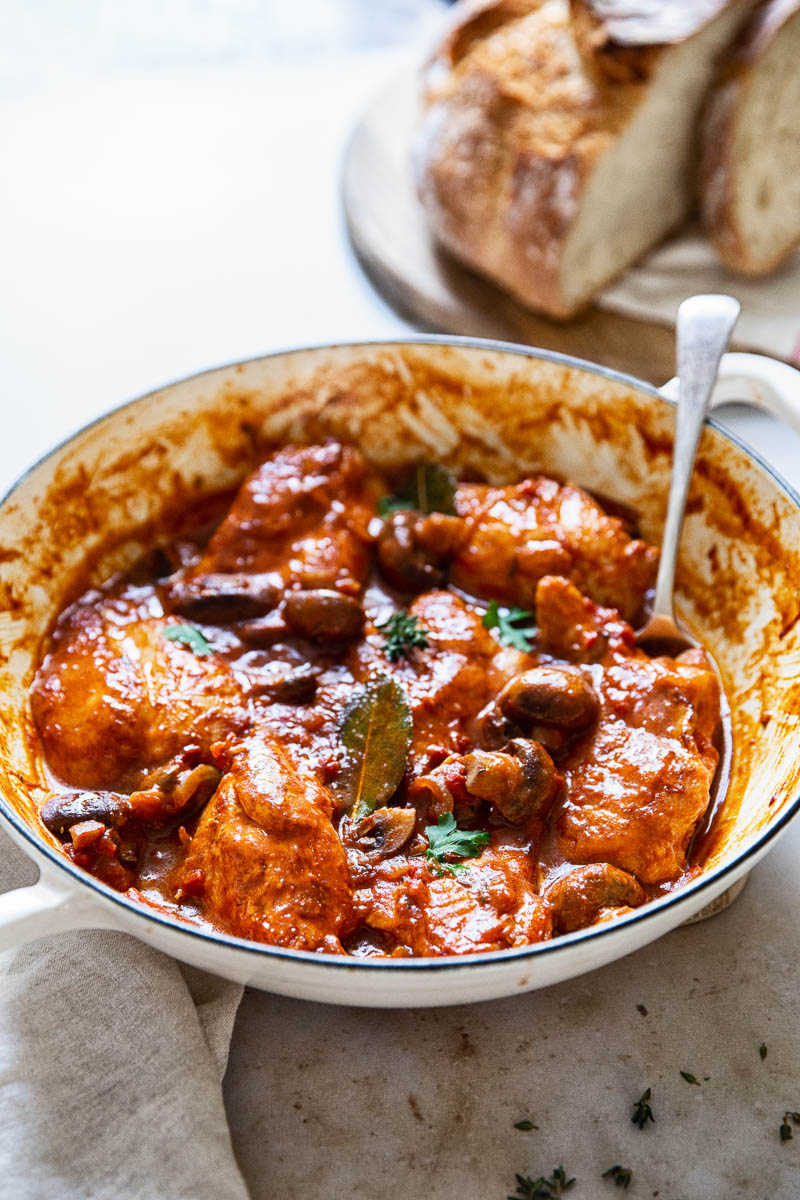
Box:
378;610;429;662
680;1071;700;1085
425;812;490;875
482;600;536;653
602;1165;632;1189
632;1087;655;1129
164;623;213;657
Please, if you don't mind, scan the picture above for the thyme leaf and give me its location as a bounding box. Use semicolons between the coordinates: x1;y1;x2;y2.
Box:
680;1071;700;1086
632;1087;655;1130
602;1165;632;1189
780;1112;800;1141
514;1119;539;1131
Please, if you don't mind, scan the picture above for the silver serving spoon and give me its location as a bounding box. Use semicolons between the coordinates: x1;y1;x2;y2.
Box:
638;294;740;844
637;293;741;656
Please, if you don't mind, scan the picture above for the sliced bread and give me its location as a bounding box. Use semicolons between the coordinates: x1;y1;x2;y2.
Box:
701;0;800;274
414;0;760;318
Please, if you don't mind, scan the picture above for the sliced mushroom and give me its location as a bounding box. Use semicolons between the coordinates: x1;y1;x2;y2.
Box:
498;666;599;733
377;511;464;593
407;763;457;823
544;864;647;933
235;612;290;646
473;700;521;750
126;763;222;822
283;589;365;642
462;737;560;825
41;763;222;837
351;806;416;860
41;790;131;835
165;763;222;811
166;572;282;623
247;663;319;704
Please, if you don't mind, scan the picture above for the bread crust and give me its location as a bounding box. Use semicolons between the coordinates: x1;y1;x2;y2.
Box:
700;0;800;274
416;0;759;318
569;0;738;82
415;0;646;318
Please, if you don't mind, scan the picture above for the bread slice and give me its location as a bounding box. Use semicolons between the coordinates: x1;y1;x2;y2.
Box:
701;0;800;274
414;0;760;318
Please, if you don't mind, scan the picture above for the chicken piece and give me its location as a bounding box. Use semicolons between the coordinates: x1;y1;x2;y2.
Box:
346;590;505;779
31;593;249;791
178;739;352;951
451;479;657;622
559;717;718;885
537;578;722;885
536;573;633;662
353;843;552;956
188;441;383;597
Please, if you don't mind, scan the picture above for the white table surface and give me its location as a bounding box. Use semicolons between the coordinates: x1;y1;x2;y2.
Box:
2;6;800;1198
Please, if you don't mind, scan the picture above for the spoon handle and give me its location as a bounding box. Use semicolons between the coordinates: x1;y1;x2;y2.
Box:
652;294;741;623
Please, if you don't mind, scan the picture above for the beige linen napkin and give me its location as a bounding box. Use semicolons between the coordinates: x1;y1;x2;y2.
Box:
0;829;249;1200
600;225;800;363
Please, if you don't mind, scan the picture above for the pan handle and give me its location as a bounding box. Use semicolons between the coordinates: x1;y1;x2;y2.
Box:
0;869;119;953
661;351;800;433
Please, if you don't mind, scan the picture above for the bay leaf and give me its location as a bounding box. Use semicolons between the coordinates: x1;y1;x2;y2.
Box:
333;674;412;819
413;463;457;515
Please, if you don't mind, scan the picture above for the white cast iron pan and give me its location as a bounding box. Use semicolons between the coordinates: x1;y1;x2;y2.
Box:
1;339;799;1007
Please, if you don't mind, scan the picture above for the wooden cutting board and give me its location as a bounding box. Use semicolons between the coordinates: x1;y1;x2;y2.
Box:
343;70;682;386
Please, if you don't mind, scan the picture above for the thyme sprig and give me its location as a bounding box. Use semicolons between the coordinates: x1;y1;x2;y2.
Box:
378;610;429;662
509;1166;575;1199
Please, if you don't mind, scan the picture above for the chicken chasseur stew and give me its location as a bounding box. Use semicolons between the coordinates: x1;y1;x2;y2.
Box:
30;441;722;957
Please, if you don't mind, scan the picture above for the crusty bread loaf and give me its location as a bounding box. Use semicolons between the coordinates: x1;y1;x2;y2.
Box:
414;0;760;318
701;0;800;274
